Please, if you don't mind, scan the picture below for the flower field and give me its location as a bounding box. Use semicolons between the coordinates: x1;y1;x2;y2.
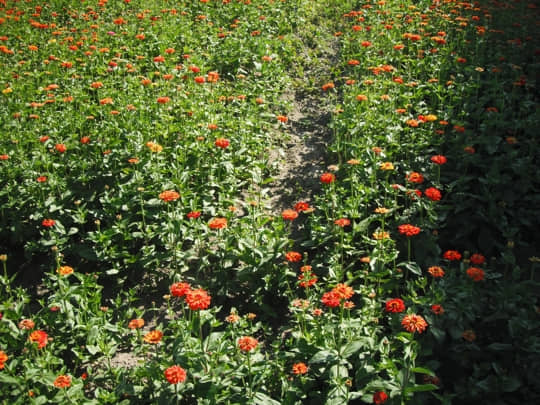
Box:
1;0;539;403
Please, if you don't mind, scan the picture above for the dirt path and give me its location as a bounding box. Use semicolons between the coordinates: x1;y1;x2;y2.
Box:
268;10;341;212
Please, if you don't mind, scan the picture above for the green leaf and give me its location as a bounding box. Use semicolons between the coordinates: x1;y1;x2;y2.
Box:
340;340;364;359
0;373;20;384
404;383;438;394
487;343;513;351
310;349;338;364
411;367;435;376
253;392;280;405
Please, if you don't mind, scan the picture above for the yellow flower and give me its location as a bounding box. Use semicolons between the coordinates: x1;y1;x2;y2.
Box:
379;162;394;171
2;88;13;94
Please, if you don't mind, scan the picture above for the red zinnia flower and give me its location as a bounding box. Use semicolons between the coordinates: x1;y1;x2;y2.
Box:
164;365;187;384
431;304;444;315
466;267;485;282
401;314;428;334
398;224;421;237
36;176;47;183
430;155;447;165
215;138;230;148
321;291;341;308
157;96;170;104
385;298;406;313
53;375;71;388
185;288;211;310
0;350;8;370
334;218;350;227
238;336;258;352
170;282;191;297
294;201;310;212
425;187;442;201
42;219;55;227
292;362;308;375
320;172;335;184
55;143;67;153
470;253;485;265
443;250;461;261
285;251;302;262
276;115;288;123
373;391;388;404
186;211;201;219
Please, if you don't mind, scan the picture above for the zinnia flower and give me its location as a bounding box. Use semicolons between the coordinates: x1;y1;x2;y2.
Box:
428;266;445;278
466;267;485;282
42;219;55;227
143;330;163;344
0;350;8;369
431;304;444;315
29;330;48;349
214;138;230;148
159;190;180;202
406;172;424;184
186;211;201;219
320;172;335;184
430;155;447;165
294;201;310;212
334;218;350;227
53;375;71;388
18;319;35;330
379;162;394;171
469;253;485;265
56;266;74;276
321;291;341;308
128;318;145;329
282;209;299;221
164;365;187;384
443;250;462;261
401;314;428;334
398;224;421;237
292;362;308;375
425;187;442;201
385;298;406;313
170;282;191;297
208;217;227;229
185;288;211;310
332;283;354;299
373;391;388;404
238;336;258;352
285;251;302;262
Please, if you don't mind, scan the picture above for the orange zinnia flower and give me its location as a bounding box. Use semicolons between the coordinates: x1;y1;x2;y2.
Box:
428;266;445;278
282;209;298;221
0;350;8;369
214;138;229;148
285;251;302;262
185;288;211;310
208;217;227;229
128;318;144;329
466;267;485;282
332;283;354;299
238;336;258;352
29;330;48;348
56;266;74;276
292;362;308;375
320;172;335;184
401;314;428;334
159;190;180;202
53;375;71;388
164;365;186;384
143;330;163;344
170;282;191;297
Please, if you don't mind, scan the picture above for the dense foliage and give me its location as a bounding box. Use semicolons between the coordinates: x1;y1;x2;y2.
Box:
1;0;539;404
